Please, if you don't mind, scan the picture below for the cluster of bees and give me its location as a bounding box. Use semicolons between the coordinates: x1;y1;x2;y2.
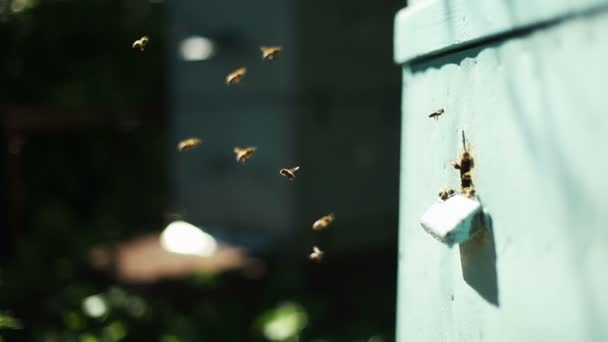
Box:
133;36;332;262
451;143;476;198
428;109;477;201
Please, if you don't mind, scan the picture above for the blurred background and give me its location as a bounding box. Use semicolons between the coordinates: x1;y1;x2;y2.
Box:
0;0;402;340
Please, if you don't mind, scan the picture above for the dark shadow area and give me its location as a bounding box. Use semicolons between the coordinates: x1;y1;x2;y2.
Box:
410;43;488;73
459;214;499;306
0;117;8;258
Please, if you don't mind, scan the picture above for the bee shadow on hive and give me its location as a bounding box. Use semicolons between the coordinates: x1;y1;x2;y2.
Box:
459;214;499;306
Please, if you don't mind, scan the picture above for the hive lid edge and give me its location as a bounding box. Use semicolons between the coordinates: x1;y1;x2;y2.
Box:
394;0;608;65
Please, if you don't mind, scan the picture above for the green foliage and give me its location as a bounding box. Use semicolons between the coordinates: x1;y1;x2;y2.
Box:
0;312;22;330
256;302;308;341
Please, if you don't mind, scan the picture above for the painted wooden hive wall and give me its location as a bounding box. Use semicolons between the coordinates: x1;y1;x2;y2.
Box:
394;2;608;341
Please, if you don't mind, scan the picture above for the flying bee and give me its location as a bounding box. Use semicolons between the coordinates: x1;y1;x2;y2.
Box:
428;108;445;120
132;36;150;51
226;67;247;85
464;187;476;199
233;146;257;163
260;46;281;61
312;213;335;231
438;188;456;201
177;137;202;152
309;246;324;262
279;166;300;181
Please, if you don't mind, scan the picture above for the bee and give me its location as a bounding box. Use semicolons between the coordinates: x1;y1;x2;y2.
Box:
451;150;473;171
279;166;300;181
260;46;281;61
132;36;150;51
177;137;202;152
233;146;257;163
464;187;476;199
309;246;324;262
312;213;335;231
461;171;473;188
438;188;455;201
428;108;445;120
226;67;247;85
452;144;474;189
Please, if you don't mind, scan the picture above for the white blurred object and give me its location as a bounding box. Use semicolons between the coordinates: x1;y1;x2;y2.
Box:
179;36;215;61
160;220;217;257
261;302;308;341
90;225;264;283
419;194;485;246
82;295;108;318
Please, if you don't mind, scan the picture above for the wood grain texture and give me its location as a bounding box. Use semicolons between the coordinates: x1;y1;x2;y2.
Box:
394;0;608;63
396;11;608;342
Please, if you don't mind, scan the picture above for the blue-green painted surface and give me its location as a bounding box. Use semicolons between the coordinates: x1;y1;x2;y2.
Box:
394;0;608;63
395;7;608;342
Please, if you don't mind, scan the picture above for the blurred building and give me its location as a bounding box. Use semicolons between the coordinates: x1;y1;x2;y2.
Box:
170;0;401;256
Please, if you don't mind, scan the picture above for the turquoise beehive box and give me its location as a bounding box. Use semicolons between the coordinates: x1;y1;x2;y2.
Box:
394;0;608;341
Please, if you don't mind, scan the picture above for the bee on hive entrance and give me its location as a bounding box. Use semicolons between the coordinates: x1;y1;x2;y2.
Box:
428;108;445;120
452;141;474;189
309;246;324;262
260;46;281;61
312;213;335;231
452;150;473;171
438;188;455;201
461;171;473;188
233;146;257;163
132;36;149;51
464;187;476;199
177;137;202;152
226;67;247;85
279;166;300;181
